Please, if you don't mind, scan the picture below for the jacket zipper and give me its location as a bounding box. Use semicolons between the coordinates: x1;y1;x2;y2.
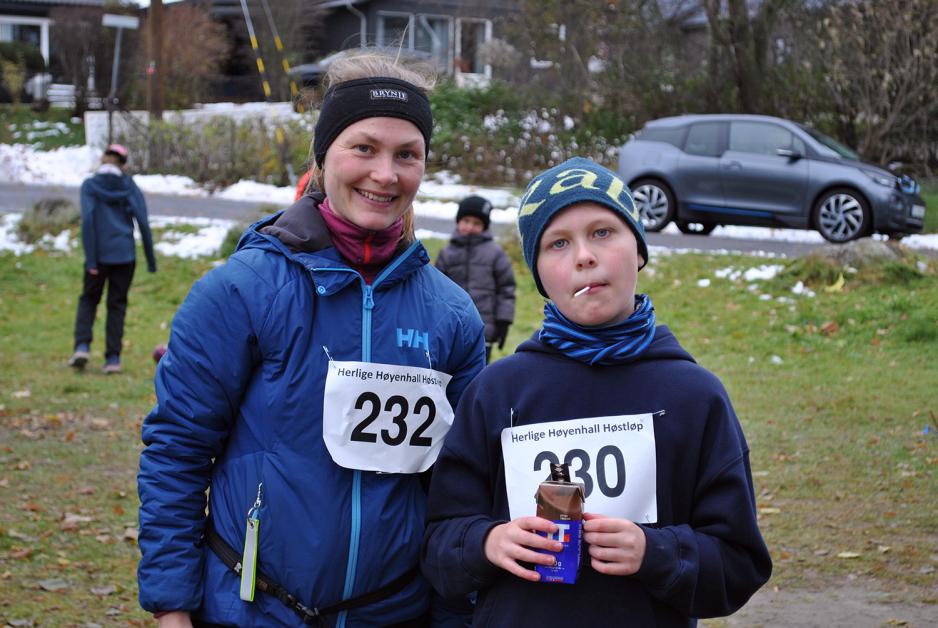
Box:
337;241;420;628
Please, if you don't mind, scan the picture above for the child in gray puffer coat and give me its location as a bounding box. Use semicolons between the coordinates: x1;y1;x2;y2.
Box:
436;195;516;362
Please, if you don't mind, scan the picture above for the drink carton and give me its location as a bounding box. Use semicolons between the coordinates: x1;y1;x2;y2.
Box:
534;462;585;584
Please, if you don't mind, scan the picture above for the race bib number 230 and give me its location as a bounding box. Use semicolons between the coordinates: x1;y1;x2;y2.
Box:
323;360;454;473
501;413;658;524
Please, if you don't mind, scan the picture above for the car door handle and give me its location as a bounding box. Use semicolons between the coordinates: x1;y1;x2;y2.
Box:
723;161;743;171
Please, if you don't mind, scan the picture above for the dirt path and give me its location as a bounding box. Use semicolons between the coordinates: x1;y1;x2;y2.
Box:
705;580;937;627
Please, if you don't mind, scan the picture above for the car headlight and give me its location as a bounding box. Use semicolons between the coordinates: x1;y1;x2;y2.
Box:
897;174;920;195
861;170;895;187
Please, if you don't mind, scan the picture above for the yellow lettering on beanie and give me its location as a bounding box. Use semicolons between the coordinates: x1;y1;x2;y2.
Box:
518;178;546;218
549;168;599;194
605;175;640;222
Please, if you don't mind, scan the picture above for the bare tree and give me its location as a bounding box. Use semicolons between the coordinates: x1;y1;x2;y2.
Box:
506;0;696;122
703;0;798;113
49;6;107;116
138;5;228;108
817;0;938;166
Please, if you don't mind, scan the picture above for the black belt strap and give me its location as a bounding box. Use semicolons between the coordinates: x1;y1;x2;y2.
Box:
204;521;419;626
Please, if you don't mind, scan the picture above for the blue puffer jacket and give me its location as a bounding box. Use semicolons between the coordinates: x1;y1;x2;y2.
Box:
138;197;486;626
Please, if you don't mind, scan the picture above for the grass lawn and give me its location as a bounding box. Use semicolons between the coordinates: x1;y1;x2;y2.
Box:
1;240;936;624
0;104;85;150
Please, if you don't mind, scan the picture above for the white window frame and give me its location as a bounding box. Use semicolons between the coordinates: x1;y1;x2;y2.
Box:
376;11;414;50
0;15;51;64
414;13;454;75
455;18;492;82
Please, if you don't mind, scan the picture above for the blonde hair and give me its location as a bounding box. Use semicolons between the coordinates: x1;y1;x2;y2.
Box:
308;49;437;242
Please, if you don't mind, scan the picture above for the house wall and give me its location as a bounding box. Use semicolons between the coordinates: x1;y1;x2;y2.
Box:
320;0;515;54
319;0;516;83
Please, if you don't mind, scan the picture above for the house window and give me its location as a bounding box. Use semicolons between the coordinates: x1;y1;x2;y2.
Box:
377;12;413;49
414;15;452;72
0;16;51;64
456;19;490;76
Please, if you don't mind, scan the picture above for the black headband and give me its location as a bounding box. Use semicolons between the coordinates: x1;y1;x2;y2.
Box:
313;76;433;168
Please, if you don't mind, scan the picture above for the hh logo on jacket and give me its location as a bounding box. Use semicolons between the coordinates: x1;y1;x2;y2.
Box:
396;328;429;350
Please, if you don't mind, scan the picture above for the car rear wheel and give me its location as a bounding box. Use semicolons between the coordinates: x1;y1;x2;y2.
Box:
630;178;675;232
813;188;871;243
675;220;716;235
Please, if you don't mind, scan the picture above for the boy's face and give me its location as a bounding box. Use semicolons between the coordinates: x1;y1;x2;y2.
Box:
457;215;486;236
536;202;642;327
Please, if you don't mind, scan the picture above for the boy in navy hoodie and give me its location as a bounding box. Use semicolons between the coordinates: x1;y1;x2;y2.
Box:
422;157;771;626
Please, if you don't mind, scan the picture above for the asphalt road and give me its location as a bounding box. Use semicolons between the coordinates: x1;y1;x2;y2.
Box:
0;181;877;259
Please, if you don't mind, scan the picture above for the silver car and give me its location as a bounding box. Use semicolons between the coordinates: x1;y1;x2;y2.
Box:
617;114;926;242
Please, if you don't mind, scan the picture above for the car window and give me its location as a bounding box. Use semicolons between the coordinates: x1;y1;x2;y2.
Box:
684;123;722;157
792;135;806;155
729;122;795;156
798;124;861;161
639;126;686;148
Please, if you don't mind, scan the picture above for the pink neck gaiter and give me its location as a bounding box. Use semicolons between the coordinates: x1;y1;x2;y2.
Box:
319;197;405;284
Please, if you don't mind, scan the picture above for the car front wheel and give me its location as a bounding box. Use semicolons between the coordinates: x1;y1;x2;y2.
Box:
630;178;675;232
813;189;871;243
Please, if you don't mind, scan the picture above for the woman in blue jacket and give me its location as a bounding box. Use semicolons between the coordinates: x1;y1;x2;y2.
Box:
137;51;486;627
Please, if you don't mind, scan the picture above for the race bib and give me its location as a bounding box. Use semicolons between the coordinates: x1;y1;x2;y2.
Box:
501;413;658;523
323;360;454;473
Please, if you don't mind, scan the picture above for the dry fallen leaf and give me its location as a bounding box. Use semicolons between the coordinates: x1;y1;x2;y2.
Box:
91;584;117;596
123;527;139;542
837;551;861;559
37;578;69;591
758;507;781;515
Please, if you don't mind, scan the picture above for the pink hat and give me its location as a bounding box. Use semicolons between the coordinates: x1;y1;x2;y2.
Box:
105;144;129;162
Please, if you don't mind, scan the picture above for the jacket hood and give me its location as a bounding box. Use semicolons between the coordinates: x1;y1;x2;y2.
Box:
255;192;334;254
517;324;695;364
85;171;135;202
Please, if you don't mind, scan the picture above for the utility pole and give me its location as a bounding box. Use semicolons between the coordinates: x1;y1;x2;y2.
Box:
147;0;164;120
258;0;301;107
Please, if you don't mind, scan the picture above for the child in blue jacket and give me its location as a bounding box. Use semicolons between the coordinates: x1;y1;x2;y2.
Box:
421;157;772;626
68;144;156;374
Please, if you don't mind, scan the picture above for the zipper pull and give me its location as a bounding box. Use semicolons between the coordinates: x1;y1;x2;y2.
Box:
240;483;262;602
364;286;374;310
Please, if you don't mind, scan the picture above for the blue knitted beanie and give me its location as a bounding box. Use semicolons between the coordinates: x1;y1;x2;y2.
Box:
517;157;648;297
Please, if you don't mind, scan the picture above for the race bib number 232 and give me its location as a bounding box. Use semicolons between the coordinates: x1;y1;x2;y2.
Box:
323;360;454;473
